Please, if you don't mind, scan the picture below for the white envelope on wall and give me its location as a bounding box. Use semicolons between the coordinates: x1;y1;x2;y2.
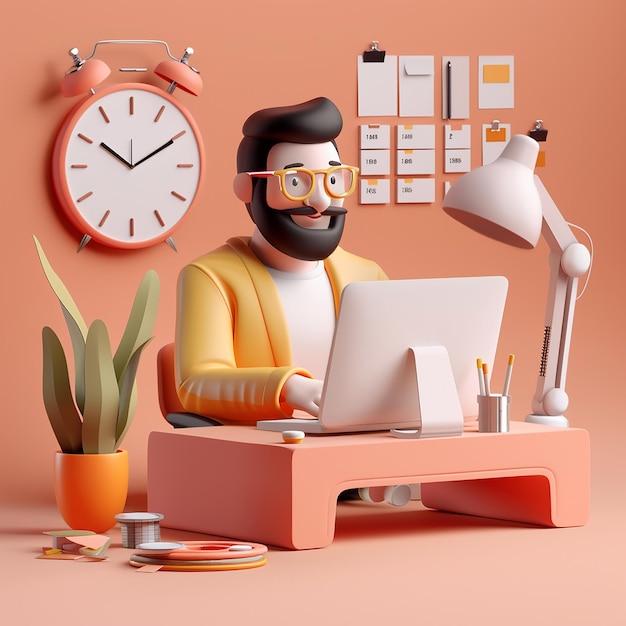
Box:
399;56;434;117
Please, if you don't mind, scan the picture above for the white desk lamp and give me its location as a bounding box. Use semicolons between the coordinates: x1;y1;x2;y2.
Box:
442;134;591;428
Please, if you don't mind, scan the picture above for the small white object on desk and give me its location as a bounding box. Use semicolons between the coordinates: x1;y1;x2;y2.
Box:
282;430;305;444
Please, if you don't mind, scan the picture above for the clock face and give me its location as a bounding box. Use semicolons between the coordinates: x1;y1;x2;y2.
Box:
52;83;204;249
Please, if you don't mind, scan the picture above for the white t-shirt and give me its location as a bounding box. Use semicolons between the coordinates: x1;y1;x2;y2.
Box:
266;262;335;379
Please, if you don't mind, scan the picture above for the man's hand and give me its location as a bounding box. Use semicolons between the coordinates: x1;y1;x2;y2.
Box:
282;375;323;417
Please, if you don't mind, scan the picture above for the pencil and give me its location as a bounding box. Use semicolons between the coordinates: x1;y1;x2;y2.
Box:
476;358;485;395
502;354;515;396
446;61;452;119
482;362;491;396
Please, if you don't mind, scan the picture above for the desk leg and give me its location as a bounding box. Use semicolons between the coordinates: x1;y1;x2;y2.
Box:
422;428;590;528
148;432;338;550
422;470;588;528
421;475;553;525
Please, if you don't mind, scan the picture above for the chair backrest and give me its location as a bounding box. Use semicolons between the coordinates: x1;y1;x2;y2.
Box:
156;342;185;418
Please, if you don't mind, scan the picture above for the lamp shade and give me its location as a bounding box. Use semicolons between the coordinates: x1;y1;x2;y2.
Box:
443;134;543;249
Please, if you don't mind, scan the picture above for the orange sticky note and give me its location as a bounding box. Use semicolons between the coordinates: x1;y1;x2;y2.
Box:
486;128;507;142
536;150;546;167
37;553;83;560
137;564;164;573
483;64;510;83
70;534;110;550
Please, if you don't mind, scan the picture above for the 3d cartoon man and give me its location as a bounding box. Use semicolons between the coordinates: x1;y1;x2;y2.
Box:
175;97;387;424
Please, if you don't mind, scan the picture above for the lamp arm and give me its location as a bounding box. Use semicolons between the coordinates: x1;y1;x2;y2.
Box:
527;177;590;427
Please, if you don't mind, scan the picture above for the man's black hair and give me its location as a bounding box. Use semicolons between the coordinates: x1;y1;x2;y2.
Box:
236;97;343;174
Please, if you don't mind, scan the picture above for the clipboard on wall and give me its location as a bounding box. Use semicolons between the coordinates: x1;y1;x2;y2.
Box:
358;42;397;117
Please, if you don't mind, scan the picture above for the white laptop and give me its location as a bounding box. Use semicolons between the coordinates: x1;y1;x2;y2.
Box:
257;276;508;435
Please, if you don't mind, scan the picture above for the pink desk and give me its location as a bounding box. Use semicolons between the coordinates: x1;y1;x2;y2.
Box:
147;421;589;550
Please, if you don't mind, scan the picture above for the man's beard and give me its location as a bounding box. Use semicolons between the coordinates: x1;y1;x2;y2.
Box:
249;181;346;261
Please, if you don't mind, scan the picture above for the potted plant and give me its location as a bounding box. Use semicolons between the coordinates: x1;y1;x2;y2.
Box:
34;236;159;532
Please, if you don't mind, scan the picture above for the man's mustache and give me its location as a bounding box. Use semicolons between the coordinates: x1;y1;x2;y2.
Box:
282;206;347;216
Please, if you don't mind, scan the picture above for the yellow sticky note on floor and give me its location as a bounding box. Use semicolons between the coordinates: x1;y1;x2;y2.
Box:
483;64;510;83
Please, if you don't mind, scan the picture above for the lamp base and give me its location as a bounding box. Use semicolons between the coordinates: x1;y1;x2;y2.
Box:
525;413;569;428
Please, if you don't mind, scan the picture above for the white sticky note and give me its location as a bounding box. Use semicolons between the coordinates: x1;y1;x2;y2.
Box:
397;178;435;204
360;178;390;204
360;149;390;176
396;149;435;176
357;55;398;116
399;56;435;117
444;125;471;149
360;125;391;149
397;124;435;150
444;149;471;173
478;56;514;109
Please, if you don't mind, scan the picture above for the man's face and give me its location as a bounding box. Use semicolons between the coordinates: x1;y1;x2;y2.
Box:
249;141;347;261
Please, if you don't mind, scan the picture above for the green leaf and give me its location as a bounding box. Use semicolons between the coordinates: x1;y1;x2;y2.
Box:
81;320;120;454
41;327;83;454
115;337;153;449
34;236;88;412
35;237;160;454
113;270;160;382
33;236;88;337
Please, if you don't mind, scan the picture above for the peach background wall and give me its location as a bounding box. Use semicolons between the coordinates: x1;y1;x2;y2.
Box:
2;0;623;505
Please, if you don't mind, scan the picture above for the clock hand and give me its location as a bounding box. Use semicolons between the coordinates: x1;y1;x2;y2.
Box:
133;139;175;168
99;142;133;169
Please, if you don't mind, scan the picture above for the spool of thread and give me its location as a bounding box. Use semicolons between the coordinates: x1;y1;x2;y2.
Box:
115;512;164;548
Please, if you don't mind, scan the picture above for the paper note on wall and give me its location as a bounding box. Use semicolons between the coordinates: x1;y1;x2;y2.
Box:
360;149;391;176
482;123;511;164
444;125;471;149
479;56;514;109
397;178;435;204
360;125;391;149
357;55;398;116
397;124;435;150
397;149;435;176
399;56;434;117
360;178;390;204
444;149;471;173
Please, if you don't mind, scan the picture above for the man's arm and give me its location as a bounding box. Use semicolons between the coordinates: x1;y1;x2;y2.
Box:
175;263;312;423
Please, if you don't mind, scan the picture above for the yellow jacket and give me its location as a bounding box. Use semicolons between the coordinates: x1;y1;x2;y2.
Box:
175;236;387;424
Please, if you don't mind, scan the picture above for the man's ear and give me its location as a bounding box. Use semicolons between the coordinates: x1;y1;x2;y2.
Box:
233;173;252;202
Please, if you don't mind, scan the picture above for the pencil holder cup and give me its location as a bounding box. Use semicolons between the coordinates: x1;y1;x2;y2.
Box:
477;394;510;433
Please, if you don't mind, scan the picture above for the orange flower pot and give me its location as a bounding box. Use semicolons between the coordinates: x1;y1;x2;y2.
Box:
53;449;128;533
